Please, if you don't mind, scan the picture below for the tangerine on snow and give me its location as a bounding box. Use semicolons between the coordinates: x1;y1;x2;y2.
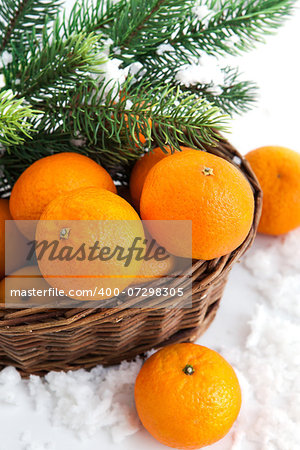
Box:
9;152;116;222
135;343;241;449
246;146;300;235
140;150;254;260
36;187;144;300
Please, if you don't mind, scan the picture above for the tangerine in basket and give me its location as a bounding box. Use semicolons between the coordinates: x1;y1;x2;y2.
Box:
0;199;29;279
9;152;116;223
246;146;300;235
130;146;190;209
132;238;176;285
0;199;12;279
140;150;254;260
135;343;241;449
36;187;144;300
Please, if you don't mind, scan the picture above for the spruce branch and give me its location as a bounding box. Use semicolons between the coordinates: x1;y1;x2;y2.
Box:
66;0;125;35
4;21;105;104
213;68;257;114
0;0;297;193
130;58;257;115
106;0;294;114
0;90;38;147
108;0;192;62
35;78;229;154
0;79;228;189
102;0;295;66
170;0;296;57
178;67;257;116
116;0;168;49
0;0;61;55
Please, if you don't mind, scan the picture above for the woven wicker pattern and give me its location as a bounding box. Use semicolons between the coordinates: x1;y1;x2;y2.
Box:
0;136;262;376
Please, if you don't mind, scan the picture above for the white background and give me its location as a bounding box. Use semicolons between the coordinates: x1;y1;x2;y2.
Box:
0;1;300;449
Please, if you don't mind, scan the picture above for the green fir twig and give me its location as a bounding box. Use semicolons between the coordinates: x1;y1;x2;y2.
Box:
0;0;297;194
0;90;38;147
0;0;61;55
170;0;295;58
4;19;105;102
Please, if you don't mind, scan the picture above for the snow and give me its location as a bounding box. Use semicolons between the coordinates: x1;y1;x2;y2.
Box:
27;359;143;443
91;42;144;98
127;61;143;76
0;51;12;70
244;230;300;318
215;231;300;450
0;230;299;449
192;4;215;27
19;432;54;450
0;74;5;89
96;57;129;95
156;43;174;56
175;55;225;94
0;366;22;405
88;38;128;97
224;305;300;449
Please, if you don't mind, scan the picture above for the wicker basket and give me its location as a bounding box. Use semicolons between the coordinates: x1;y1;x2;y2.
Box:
0;136;262;376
